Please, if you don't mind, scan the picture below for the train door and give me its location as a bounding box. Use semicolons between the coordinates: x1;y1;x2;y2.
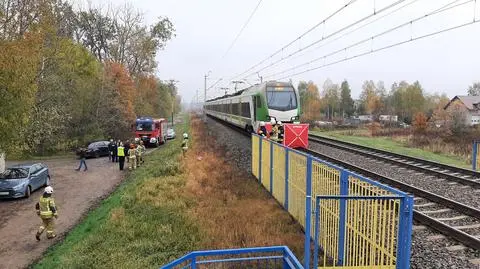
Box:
253;96;257;120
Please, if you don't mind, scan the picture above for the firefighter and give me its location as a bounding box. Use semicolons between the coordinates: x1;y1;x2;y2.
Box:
117;143;125;170
277;121;284;143
136;141;146;166
181;133;189;157
270;119;279;142
35;186;58;240
258;121;267;137
128;144;137;170
124;140;131;163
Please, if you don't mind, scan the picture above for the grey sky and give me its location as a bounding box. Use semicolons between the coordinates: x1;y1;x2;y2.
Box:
92;0;480;102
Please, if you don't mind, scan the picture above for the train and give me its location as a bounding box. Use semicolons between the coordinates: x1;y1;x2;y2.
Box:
204;81;301;133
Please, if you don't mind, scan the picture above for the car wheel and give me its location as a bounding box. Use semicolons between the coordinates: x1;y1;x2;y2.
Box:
44;175;50;187
25;186;31;198
94;151;100;158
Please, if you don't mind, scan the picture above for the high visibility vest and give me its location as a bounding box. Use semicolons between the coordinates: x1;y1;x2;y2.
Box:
39;196;57;218
182;140;188;149
117;146;125;157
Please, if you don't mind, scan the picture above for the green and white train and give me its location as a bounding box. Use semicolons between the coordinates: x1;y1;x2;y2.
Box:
204;81;301;132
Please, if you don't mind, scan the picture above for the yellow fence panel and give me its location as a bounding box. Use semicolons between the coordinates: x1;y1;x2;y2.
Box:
261;139;271;190
344;176;399;268
311;161;341;265
288;151;307;229
251;135;259;179
272;143;286;205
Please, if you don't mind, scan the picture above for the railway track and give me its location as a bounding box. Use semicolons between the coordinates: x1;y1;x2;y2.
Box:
302;147;480;251
207;115;480;251
309;134;480;189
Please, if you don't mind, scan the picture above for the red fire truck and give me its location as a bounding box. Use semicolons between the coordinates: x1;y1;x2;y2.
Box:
134;117;168;147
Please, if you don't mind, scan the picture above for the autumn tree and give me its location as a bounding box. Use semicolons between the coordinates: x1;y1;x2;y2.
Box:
412;112;428;135
322;79;340;120
300;82;321;123
360;80;382;116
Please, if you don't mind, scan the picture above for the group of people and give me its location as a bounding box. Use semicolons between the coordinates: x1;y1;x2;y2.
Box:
109;139;146;171
257;119;284;143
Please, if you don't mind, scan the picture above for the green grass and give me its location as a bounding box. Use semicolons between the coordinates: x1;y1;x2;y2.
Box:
34;117;199;269
312;130;471;169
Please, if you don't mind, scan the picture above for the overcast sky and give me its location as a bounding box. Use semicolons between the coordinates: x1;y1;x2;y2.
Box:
90;0;480;102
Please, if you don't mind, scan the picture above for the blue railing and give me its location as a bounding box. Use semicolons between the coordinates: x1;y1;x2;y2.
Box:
160;246;304;269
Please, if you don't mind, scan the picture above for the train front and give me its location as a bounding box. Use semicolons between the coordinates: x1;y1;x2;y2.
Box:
264;82;300;123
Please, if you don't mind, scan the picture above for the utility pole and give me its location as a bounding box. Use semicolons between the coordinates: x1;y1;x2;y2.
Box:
220;87;229;96
204;71;211;104
232;80;244;92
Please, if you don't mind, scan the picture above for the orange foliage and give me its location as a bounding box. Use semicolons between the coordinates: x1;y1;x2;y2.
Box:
105;61;136;122
413;112;427;135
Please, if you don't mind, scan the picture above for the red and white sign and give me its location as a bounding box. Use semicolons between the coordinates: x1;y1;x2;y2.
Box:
283;124;309;149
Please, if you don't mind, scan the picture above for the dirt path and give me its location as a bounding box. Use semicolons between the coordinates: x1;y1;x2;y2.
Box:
0;154;140;269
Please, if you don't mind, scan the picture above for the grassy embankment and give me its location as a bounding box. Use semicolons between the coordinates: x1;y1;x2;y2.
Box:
35;115;305;269
312;129;470;169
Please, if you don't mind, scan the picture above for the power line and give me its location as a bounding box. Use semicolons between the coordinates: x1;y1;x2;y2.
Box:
221;0;263;60
228;0;360;82
244;0;412;79
249;0;421;78
265;0;470;79
276;12;479;80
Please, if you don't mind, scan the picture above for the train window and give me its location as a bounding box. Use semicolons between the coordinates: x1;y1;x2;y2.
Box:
232;103;239;115
241;103;250;118
266;89;297;111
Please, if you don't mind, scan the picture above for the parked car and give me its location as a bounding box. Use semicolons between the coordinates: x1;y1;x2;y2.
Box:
77;141;110;158
0;163;50;199
167;128;176;140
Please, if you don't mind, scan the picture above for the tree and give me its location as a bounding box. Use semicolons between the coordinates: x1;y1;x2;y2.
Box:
412;112;427;135
360;80;382;116
467;82;480;96
300;82;321;123
340;80;354;117
322;79;340;120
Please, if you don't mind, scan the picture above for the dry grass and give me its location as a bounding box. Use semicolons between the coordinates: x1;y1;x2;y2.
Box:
184;117;305;256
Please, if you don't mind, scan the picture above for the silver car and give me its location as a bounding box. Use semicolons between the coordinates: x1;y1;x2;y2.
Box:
0;163;50;199
167;128;176;139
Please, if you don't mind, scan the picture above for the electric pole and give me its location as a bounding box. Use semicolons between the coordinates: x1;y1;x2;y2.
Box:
232;80;244;92
220;87;229;95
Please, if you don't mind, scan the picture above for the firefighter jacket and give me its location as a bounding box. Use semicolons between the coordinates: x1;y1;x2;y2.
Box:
38;195;58;219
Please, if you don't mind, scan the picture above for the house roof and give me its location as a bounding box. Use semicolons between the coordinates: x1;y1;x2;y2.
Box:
444;95;480;110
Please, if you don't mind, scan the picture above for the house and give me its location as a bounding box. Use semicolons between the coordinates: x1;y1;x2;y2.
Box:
444;95;480;126
379;115;398;122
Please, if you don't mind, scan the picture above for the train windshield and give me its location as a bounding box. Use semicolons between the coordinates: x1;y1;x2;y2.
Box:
136;122;153;131
266;87;297;111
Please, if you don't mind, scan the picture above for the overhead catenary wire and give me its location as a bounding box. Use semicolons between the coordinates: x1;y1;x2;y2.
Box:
264;0;470;80
227;0;360;83
248;0;422;79
275;13;479;80
220;0;263;60
243;0;412;79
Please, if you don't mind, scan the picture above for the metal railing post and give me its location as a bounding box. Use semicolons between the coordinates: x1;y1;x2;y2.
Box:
473;141;478;171
313;196;320;268
190;256;196;269
304;155;313;269
259;137;262;182
285;149;289;210
337;171;349;265
270;142;274;193
396;196;414;269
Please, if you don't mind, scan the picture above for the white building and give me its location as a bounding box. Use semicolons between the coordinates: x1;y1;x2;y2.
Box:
444;95;480;126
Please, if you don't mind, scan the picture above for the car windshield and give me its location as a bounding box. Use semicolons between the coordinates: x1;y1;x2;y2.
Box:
0;168;29;180
167;129;174;134
266;87;297;111
88;143;98;149
136;123;153;131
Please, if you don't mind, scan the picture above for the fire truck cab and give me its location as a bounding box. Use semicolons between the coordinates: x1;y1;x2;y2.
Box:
135;116;168;147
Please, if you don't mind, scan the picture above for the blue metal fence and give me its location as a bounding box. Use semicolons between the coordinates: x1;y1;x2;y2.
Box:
160;246;303;269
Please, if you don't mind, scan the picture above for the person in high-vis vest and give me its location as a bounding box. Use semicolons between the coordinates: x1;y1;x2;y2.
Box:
35;186;58;240
117;143;125;170
128;144;137;170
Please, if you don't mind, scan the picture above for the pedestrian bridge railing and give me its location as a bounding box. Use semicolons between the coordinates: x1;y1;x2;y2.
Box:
251;134;413;269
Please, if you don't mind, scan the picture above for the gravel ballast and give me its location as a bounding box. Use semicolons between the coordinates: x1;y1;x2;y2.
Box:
204;116;480;268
